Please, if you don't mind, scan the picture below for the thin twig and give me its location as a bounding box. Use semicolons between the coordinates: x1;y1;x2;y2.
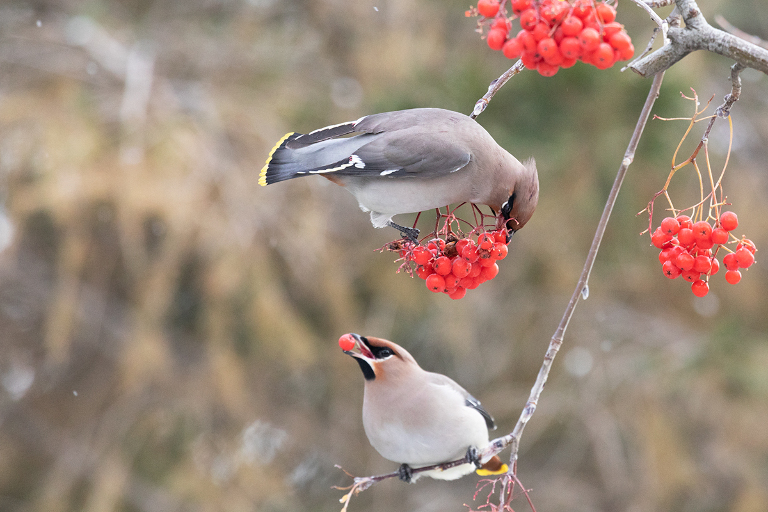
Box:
470;60;525;119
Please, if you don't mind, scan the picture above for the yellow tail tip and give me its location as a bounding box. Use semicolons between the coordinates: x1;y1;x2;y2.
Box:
259;132;294;187
476;463;509;477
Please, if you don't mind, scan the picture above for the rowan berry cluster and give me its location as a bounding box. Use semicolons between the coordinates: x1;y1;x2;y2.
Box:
651;211;757;297
393;229;509;299
468;0;634;76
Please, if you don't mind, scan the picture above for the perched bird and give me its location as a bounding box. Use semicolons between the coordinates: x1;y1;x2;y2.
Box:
339;332;508;482
260;108;538;240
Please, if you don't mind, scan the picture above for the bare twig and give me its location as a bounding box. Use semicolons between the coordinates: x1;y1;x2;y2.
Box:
470;60;525;119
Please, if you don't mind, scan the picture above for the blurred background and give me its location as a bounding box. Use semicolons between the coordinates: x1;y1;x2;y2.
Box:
1;1;767;511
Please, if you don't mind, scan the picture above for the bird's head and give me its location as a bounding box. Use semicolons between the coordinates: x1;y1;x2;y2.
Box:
339;333;419;381
496;157;539;236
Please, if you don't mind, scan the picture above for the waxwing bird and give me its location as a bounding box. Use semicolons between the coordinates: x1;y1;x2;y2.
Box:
260;108;538;240
339;332;508;482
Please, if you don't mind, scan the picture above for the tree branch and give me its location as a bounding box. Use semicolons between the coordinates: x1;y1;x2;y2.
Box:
630;0;768;76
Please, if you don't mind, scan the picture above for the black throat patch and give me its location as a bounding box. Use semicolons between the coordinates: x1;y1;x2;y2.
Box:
355;358;375;381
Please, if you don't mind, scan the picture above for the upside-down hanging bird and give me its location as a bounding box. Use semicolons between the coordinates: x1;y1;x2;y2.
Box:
260;108;538;240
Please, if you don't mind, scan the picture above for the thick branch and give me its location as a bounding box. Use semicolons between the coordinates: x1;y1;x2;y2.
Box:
630;0;768;76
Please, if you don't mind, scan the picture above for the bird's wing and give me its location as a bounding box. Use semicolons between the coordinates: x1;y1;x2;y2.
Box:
278;110;473;180
426;372;496;430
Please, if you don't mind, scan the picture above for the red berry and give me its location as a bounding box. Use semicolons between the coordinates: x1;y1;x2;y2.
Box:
519;9;539;30
609;31;632;51
537;60;560;76
591;42;615;69
492;16;511;32
595;3;616;23
478;233;495;250
709;257;720;275
531;22;550;42
537;37;559;59
725;269;742;284
572;1;592;19
493;229;508;243
662;260;681;279
578;27;601;52
451;257;471;278
338;334;356;352
723;252;739;271
487;28;507;51
444;272;461;290
521;50;540;69
426;273;446;293
502;37;524;59
412;246;432;266
469;261;483;278
660;217;680;236
561;16;583;37
676;215;693;229
517;29;537;52
602;22;624;39
737;239;756;254
492;242;508;260
691;280;709;297
682;269;701;283
692;255;712;273
479;253;497;266
433;255;452;275
719;211;738;231
651;227;672;248
692;221;712;239
677;228;695;247
735;247;755;268
477;0;500;18
511;0;533;14
481;262;500;280
448;287;467;300
559;37;582;59
617;42;634;61
462;243;480;263
415;264;432;279
711;228;728;245
675;251;695;271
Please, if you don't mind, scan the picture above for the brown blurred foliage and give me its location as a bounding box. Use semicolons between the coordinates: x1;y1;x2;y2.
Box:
0;1;767;511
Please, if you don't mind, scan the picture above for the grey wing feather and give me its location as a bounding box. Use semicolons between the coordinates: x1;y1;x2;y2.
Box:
465;395;496;430
427;372;496;430
334;133;472;178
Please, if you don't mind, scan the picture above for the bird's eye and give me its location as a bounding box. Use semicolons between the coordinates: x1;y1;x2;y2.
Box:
501;193;515;217
377;347;394;358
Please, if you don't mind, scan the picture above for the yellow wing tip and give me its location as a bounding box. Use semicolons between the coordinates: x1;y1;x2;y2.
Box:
260;132;295;187
476;463;509;477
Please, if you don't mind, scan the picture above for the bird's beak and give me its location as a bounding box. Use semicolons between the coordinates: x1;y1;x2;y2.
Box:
495;213;516;243
342;333;376;361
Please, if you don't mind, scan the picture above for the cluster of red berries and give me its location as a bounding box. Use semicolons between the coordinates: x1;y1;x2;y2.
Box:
651;211;757;297
395;229;510;299
470;0;634;76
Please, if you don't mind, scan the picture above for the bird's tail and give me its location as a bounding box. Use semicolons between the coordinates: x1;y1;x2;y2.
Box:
259;120;365;186
259;132;301;186
475;455;509;476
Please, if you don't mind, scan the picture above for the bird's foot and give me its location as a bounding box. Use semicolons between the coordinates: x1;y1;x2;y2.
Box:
466;446;482;469
398;463;414;483
387;221;420;243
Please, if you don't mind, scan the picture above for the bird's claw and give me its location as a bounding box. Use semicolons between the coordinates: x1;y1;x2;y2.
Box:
398;463;414;483
466;446;482;469
387;221;420;243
